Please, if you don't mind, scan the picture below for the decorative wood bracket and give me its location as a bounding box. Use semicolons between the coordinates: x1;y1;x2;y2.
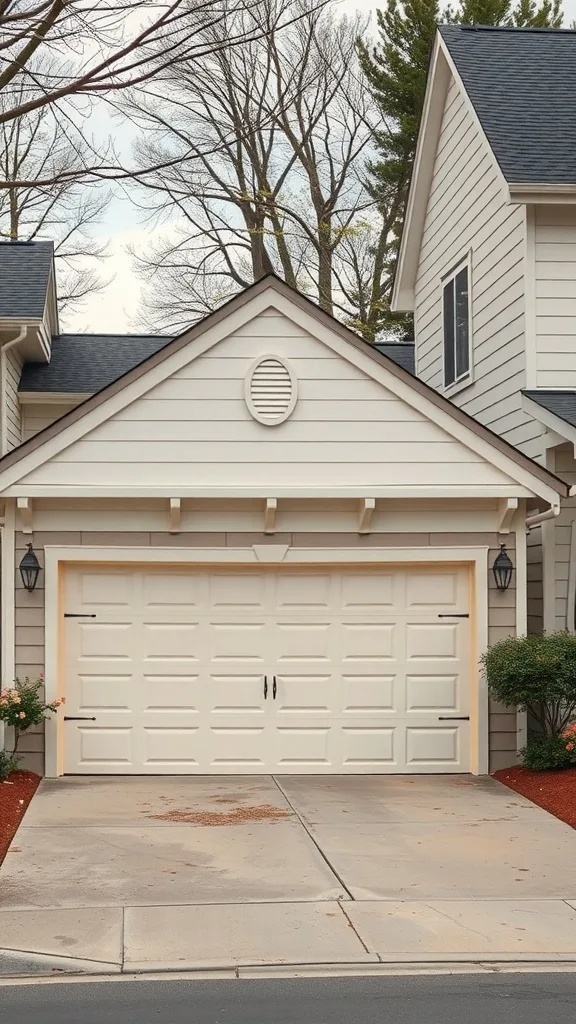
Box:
497;497;518;535
17;497;33;535
264;497;278;535
169;497;181;534
358;498;376;535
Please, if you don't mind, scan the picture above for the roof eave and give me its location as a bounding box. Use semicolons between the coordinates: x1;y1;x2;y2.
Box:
391;35;447;313
521;392;576;446
509;182;576;204
392;32;510;313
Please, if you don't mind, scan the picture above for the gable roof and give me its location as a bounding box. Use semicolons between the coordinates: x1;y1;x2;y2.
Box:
439;25;576;186
0;275;567;501
392;25;576;311
20;334;173;394
0;241;54;319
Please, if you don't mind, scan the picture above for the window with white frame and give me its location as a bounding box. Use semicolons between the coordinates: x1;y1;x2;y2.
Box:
443;262;470;388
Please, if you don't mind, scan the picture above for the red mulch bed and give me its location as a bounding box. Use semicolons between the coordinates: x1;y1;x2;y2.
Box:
494;764;576;829
0;771;40;865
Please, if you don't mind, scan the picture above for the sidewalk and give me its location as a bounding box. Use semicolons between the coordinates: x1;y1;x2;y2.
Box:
3;898;576;976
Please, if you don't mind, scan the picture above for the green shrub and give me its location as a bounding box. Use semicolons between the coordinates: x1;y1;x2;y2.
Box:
480;631;576;739
520;736;576;772
0;749;21;781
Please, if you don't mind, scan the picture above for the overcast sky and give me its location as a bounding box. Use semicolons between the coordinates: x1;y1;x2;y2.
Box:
66;0;576;335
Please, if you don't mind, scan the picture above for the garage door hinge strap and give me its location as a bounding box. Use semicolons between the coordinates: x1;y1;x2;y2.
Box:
64;613;97;618
437;613;469;618
438;716;470;720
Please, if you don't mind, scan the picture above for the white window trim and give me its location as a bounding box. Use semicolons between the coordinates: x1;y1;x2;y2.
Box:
441;256;473;393
41;544;490;779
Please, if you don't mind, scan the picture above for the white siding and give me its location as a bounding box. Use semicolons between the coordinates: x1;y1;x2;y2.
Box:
17;311;519;491
535;205;576;388
3;348;23;451
21;401;84;442
414;76;544;462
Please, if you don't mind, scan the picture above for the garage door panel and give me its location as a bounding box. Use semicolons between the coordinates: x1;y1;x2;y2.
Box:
342;674;396;712
78;571;136;606
405;622;460;660
273;726;333;768
210;674;267;712
209;621;266;662
341;725;396;767
78;621;133;660
142;726;200;767
63;565;471;775
274;621;334;662
340;572;398;611
274;674;332;712
142;674;201;711
406;724;465;768
77;725;133;767
142;571;207;609
405;674;459;712
78;674;133;710
143;622;201;661
275;572;334;611
209;573;268;611
341;622;397;661
209;726;268;767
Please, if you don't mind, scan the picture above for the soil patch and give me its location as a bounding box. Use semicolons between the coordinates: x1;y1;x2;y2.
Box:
148;803;290;826
0;771;40;865
494;765;576;829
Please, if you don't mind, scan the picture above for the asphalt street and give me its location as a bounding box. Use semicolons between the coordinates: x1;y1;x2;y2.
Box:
2;973;576;1024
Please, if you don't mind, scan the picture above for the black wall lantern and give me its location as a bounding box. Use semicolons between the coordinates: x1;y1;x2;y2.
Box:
19;542;41;592
492;543;513;592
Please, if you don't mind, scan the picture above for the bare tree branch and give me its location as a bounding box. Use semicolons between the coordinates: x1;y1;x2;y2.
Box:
124;0;388;336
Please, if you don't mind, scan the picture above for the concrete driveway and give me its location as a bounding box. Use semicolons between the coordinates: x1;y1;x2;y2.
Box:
2;775;576;972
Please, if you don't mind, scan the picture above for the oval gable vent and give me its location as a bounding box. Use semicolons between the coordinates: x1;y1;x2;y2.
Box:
245;355;297;425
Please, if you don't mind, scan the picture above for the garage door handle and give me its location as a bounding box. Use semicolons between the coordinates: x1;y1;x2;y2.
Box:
437;614;469;618
263;676;268;699
438;716;470;721
273;676;277;700
64;716;97;721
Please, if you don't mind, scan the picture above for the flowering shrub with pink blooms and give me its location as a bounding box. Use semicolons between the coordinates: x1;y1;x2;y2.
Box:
0;676;65;756
561;722;576;754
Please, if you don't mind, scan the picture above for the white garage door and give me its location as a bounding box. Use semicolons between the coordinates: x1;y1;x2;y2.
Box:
62;565;471;774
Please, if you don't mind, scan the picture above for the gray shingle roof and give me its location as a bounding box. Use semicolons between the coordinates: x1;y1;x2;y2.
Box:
374;342;415;374
523;390;576;430
19;334;174;393
439;25;576;185
0;240;54;319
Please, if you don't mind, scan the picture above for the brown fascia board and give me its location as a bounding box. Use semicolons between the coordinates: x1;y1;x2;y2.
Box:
0;274;569;498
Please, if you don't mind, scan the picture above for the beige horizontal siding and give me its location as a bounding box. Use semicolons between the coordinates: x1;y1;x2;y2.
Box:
413;73;545;466
17;311;522;492
22;401;83;442
535;206;576;388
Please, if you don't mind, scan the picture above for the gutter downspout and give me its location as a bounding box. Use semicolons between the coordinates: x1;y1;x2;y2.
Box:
1;325;27;456
525;504;561;531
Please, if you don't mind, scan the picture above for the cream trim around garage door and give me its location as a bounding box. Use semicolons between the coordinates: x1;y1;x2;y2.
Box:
43;546;489;777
